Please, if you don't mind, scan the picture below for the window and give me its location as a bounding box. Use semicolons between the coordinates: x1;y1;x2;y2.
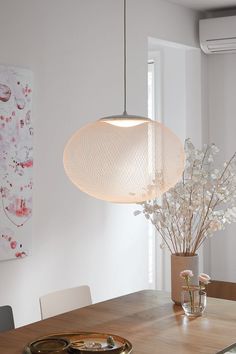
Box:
147;52;163;290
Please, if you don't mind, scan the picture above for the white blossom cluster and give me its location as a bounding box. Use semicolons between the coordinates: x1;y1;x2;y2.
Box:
135;139;236;255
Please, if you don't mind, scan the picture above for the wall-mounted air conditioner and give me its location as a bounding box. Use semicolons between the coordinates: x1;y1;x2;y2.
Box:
199;15;236;54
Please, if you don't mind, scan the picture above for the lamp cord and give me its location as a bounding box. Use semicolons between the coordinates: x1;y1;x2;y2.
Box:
123;0;127;115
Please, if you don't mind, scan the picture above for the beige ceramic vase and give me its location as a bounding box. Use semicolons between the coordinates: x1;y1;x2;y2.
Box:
171;254;199;305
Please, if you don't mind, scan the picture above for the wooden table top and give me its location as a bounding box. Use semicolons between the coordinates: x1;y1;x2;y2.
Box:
0;290;236;354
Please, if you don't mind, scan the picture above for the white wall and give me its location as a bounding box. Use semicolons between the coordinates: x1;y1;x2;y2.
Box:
205;53;236;282
0;0;200;327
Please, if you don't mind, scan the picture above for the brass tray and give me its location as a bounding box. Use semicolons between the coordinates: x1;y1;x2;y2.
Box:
23;332;132;354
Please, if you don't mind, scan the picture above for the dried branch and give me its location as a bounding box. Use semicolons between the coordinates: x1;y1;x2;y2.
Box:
135;139;236;256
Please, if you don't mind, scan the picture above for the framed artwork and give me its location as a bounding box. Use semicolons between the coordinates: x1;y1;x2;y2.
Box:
0;65;33;261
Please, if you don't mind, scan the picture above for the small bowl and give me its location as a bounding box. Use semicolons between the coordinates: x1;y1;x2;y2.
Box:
29;337;70;354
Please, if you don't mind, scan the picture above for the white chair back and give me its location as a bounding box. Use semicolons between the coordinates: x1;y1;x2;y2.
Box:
39;285;92;319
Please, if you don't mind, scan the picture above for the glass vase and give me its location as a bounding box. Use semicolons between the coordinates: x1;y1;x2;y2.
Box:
181;286;206;317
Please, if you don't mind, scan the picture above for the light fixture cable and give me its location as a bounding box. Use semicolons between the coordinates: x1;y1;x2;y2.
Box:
123;0;127;115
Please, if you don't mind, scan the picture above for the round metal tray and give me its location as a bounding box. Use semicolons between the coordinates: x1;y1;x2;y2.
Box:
23;332;132;354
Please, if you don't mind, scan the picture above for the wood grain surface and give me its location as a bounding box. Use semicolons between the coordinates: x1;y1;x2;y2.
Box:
0;290;235;354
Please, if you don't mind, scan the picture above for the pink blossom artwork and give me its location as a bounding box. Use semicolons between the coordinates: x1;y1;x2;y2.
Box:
0;65;33;261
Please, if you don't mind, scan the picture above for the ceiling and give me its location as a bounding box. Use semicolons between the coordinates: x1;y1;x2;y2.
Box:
166;0;236;11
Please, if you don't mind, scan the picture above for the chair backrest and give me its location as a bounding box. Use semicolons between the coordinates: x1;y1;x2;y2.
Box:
39;285;92;319
0;305;15;332
207;280;236;301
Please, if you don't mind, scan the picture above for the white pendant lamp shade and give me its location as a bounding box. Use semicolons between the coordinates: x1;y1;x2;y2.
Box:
63;0;185;203
63;115;185;203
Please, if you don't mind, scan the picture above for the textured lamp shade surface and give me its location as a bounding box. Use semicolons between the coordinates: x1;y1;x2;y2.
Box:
63;118;185;203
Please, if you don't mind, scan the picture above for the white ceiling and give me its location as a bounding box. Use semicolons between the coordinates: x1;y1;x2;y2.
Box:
166;0;236;11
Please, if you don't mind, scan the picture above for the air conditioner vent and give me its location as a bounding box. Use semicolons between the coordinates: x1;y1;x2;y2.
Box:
199;16;236;54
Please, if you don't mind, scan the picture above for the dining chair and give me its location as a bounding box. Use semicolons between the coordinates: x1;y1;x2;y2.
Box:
0;305;15;332
207;280;236;301
39;285;92;319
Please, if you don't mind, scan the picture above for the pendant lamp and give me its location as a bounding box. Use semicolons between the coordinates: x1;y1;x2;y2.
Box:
63;0;185;204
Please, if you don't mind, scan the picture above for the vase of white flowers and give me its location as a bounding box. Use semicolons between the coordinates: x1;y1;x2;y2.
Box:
135;139;236;304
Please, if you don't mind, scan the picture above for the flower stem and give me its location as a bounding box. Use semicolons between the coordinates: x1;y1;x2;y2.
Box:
186;277;194;312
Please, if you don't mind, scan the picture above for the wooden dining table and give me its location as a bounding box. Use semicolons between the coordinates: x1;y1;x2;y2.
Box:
0;290;236;354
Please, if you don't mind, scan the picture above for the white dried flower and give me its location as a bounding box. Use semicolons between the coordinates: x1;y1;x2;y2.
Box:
133;210;141;216
135;140;236;255
209;220;222;232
